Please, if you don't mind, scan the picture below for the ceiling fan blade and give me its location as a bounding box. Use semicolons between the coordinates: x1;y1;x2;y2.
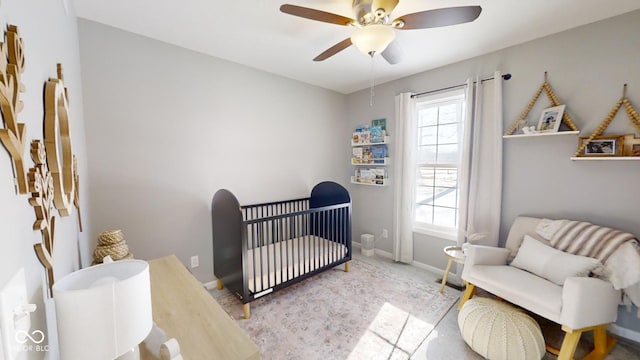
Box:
280;4;355;26
394;6;482;30
381;40;403;65
373;0;399;15
314;38;353;61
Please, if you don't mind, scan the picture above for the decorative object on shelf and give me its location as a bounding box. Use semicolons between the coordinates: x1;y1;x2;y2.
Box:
92;229;134;265
505;72;579;136
577;135;625;157
623;134;640;156
537;104;565;133
520;126;537;135
44;64;76;216
0;25;29;194
574;84;640;157
28;140;57;297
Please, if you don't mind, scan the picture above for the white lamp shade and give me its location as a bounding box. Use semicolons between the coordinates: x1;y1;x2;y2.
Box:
53;260;152;360
350;24;395;55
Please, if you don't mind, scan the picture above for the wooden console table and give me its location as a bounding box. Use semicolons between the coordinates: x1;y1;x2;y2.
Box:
141;255;259;360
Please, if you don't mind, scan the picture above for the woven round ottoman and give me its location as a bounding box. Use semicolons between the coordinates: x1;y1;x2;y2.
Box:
458;297;545;360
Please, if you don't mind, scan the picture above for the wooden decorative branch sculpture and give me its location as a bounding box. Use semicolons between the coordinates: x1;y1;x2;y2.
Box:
73;155;83;231
28;140;56;297
0;25;28;194
44;64;75;216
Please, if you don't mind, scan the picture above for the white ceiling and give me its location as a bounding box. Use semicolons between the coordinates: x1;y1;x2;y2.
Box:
72;0;640;94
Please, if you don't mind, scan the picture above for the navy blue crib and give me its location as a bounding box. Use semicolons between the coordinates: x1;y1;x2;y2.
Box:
211;181;352;318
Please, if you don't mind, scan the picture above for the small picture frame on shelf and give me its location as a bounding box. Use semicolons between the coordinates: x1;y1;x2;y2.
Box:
623;134;640;156
578;135;625;156
537;105;565;133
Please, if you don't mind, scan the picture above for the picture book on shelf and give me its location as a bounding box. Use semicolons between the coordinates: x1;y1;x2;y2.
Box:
371;145;388;159
372;118;386;131
370;126;384;142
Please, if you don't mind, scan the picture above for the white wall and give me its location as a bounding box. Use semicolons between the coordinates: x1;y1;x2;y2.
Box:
77;20;349;282
0;0;90;358
347;10;640;332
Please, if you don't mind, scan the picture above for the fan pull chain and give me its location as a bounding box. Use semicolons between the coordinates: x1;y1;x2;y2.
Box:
369;54;376;106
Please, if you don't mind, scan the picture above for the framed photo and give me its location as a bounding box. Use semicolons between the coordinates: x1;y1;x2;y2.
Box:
537;105;566;133
578;135;625;156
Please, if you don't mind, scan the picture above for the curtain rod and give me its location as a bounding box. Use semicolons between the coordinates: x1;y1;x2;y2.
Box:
411;73;512;99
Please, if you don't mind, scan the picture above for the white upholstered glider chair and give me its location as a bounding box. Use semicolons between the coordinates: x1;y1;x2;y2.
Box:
460;216;628;360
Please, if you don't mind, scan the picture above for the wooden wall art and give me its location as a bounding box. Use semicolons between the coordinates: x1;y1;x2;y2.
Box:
0;25;28;194
44;64;75;216
505;72;579;135
575;84;640;157
28;140;56;297
73;155;83;231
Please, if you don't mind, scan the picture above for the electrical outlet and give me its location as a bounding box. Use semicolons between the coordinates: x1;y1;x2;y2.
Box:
190;256;199;268
382;229;388;238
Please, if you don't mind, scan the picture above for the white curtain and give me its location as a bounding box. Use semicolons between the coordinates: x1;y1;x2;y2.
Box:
457;71;504;247
392;93;416;263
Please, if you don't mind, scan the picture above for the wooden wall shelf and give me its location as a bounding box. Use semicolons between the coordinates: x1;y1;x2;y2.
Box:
570;157;640;161
350;177;388;186
503;131;580;139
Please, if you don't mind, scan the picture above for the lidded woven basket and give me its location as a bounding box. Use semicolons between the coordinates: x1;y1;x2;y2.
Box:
458;297;545;360
92;230;134;264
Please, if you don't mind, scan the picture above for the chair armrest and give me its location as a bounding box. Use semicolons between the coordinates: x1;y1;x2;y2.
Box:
464;245;510;266
561;277;621;330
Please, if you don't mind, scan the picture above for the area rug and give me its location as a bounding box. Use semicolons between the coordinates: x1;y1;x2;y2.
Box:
212;257;460;360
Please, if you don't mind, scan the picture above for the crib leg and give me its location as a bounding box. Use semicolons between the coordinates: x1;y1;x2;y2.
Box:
217;279;224;290
344;261;350;272
243;303;251;319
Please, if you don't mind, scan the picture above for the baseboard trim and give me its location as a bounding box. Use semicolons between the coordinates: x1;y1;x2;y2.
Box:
203;280;217;291
609;324;640;343
412;260;444;276
353;241;395;260
375;248;393;259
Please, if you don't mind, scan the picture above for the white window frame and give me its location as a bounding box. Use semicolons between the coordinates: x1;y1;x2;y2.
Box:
411;89;466;241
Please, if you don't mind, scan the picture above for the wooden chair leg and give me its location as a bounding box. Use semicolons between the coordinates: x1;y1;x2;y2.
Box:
243;303;251;319
344;261;350;272
583;325;616;360
458;283;476;310
556;324;616;360
558;326;582;360
217;279;224;290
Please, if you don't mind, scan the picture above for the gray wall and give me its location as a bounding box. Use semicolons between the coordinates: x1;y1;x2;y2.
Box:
77;20;349;282
0;0;90;358
347;10;640;331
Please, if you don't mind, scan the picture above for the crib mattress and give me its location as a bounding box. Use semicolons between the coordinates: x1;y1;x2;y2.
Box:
246;235;347;293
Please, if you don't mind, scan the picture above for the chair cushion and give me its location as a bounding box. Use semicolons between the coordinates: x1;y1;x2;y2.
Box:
464;265;563;323
510;235;601;285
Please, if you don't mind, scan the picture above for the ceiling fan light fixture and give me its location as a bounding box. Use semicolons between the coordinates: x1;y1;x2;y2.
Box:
350;24;395;56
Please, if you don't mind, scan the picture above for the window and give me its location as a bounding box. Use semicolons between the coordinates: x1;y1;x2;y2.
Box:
413;90;466;238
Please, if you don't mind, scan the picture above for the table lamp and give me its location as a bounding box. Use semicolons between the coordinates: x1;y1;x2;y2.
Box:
53;258;152;360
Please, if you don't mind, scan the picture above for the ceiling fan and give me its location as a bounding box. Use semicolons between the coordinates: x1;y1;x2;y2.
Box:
280;0;482;64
